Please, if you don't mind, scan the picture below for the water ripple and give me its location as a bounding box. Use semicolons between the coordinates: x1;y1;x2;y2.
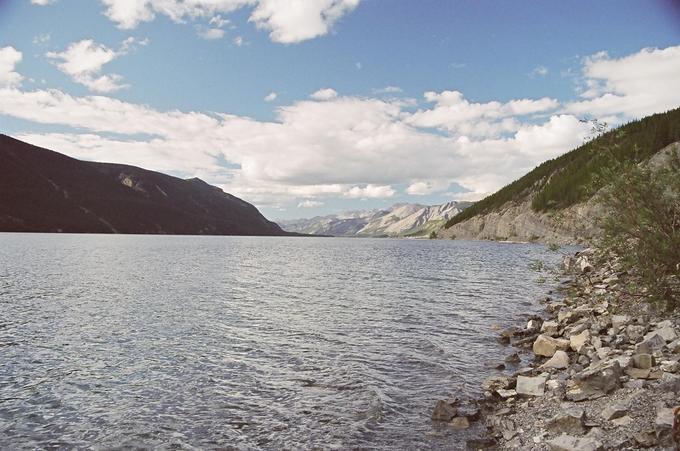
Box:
0;234;572;449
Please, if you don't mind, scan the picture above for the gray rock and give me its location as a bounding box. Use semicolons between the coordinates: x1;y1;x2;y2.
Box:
570;330;590;353
649;325;678;342
482;375;513;392
432;399;458;421
611;314;630;333
495;389;517;399
541;320;559;337
657;372;680;392
625;324;646;342
516;375;547;396
601;401;628;420
547;434;603;451
450;416;470;429
668;338;680;354
505;352;521;364
546;406;586;435
632;353;654;369
541;350;570;369
636;333;666;353
574;359;622;395
660;360;680;373
533;334;570;357
634;430;658;447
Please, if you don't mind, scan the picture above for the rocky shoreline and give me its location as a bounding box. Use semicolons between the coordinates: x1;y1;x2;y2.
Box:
432;248;680;450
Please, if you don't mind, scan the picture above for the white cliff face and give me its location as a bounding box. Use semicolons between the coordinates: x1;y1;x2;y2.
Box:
278;201;470;237
439;195;602;245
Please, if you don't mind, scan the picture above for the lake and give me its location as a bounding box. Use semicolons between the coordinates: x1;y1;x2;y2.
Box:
0;234;568;449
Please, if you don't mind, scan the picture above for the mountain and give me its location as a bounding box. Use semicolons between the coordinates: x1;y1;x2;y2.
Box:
0;134;288;236
440;107;680;244
279;201;472;237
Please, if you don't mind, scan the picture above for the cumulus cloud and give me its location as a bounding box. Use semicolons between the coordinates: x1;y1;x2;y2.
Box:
31;0;57;4
0;47;23;88
99;0;360;44
407;90;559;138
344;185;396;199
2;44;678;207
565;45;680;120
310;88;338;100
197;28;225;40
45;38;143;93
298;199;324;208
264;92;278;102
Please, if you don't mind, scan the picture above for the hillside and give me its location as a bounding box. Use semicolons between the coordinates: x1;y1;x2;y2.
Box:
0;134;288;236
441;107;680;243
279;201;471;237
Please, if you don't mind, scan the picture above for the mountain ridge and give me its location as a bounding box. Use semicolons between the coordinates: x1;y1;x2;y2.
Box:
279;200;472;237
0;134;289;236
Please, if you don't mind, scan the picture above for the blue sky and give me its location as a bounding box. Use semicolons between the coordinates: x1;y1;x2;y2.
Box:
1;0;679;220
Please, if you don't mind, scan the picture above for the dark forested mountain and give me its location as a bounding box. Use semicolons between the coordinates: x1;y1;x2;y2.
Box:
0;134;288;236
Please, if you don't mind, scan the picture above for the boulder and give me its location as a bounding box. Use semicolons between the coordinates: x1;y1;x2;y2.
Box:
449;416;470;429
546;406;586;435
625;367;651;379
541;320;559;337
654;407;675;446
657;373;680;391
668;339;680;354
574;359;622;395
611;415;632;426
542;350;570;369
601;401;628;420
570;330;590;353
547;434;603;451
482;375;513;392
632;353;654;369
495;389;517;399
611;315;630;333
635;333;665;353
516;375;547;396
533;334;570;357
625;324;646;342
660;360;680;373
647;325;678;342
505;352;521;364
432;399;457;421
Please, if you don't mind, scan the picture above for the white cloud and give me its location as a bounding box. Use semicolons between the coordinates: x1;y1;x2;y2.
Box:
264;92;277;102
373;86;402;94
407;90;559;138
0;47;23;88
233;36;244;46
198;28;225;39
99;0;361;44
310;88;338;100
565;45;680;120
530;65;549;77
32;33;51;45
250;0;360;43
298;199;324;208
406;180;449;196
31;0;56;4
344;185;395;199
2;44;678;208
46;39;140;93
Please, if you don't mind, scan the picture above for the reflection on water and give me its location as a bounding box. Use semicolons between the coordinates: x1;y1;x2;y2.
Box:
0;234;568;449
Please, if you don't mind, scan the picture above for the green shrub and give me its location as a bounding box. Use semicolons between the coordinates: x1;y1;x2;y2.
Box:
596;150;680;308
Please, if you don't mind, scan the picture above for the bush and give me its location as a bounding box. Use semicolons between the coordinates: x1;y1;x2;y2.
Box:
596;149;680;308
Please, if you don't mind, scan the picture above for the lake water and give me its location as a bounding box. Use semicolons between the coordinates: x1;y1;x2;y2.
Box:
0;234;569;449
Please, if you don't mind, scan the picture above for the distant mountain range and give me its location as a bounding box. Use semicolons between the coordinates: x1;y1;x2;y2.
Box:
278;201;472;237
0;134;289;236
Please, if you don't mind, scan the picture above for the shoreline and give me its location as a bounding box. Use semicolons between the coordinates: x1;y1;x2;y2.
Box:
433;248;680;450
